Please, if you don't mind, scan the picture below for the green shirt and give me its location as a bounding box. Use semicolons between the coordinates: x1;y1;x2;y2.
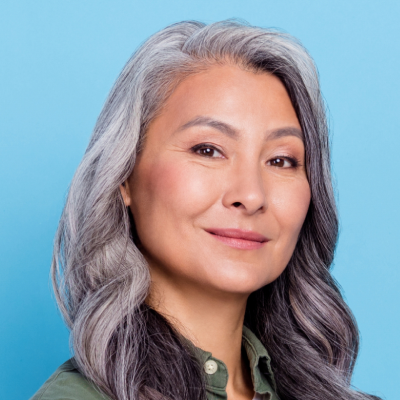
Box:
30;326;279;400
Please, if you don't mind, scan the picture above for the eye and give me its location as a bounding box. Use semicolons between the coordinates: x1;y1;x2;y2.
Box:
191;144;224;158
267;156;299;168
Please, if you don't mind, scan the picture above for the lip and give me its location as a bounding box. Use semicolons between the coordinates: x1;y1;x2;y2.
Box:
205;228;269;250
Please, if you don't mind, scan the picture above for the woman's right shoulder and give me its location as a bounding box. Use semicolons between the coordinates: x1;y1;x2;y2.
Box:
30;359;110;400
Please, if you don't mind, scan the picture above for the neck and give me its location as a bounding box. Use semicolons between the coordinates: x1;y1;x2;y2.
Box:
147;270;255;399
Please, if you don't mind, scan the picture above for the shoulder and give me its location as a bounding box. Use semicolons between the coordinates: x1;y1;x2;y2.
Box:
30;359;110;400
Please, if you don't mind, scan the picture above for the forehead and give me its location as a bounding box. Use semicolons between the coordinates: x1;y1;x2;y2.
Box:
146;63;302;143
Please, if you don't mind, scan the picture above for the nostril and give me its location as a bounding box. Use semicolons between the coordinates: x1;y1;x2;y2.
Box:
233;202;242;208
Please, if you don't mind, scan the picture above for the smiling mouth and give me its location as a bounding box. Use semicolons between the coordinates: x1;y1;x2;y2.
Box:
205;228;269;250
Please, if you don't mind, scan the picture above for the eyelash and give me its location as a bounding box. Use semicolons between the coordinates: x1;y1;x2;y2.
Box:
190;143;301;169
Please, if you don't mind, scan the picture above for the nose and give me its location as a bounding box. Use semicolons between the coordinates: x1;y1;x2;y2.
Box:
221;161;267;215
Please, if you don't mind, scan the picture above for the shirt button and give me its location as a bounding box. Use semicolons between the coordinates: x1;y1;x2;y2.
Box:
204;360;218;375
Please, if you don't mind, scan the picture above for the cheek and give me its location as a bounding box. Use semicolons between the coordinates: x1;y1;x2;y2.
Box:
260;179;310;284
130;157;224;282
147;161;190;212
271;179;311;244
132;158;220;233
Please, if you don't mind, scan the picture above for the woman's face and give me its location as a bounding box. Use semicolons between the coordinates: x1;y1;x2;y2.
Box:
122;64;311;296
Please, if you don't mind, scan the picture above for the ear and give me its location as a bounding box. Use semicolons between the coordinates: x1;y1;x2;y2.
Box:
119;180;131;207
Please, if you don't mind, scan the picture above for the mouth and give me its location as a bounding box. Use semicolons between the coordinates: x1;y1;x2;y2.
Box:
204;228;269;250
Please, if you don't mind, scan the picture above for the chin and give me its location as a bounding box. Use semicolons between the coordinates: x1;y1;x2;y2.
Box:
202;262;274;295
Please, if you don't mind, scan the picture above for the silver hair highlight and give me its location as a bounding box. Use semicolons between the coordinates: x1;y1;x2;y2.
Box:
52;20;381;400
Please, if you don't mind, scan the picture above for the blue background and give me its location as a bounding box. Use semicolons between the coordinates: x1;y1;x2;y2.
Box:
1;1;398;399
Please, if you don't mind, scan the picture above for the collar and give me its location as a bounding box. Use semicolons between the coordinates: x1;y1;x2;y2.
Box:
187;326;279;400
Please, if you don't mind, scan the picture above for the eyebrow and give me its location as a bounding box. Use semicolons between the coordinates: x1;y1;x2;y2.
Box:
177;116;238;138
176;116;303;142
267;126;304;141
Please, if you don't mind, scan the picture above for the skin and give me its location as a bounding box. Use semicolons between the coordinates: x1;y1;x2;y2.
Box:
120;64;311;400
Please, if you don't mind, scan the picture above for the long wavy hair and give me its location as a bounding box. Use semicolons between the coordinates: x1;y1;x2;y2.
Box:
52;20;381;400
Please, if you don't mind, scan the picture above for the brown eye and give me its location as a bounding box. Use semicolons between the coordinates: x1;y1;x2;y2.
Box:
192;144;224;158
199;148;216;157
272;158;286;167
267;157;296;168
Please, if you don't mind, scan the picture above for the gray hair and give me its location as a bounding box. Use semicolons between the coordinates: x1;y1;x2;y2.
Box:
52;20;381;400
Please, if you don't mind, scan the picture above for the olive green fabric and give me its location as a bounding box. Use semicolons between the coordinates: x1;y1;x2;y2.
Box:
30;326;278;400
192;326;278;400
29;359;110;400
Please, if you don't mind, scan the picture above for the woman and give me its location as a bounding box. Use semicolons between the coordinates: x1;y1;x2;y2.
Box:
31;20;381;400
